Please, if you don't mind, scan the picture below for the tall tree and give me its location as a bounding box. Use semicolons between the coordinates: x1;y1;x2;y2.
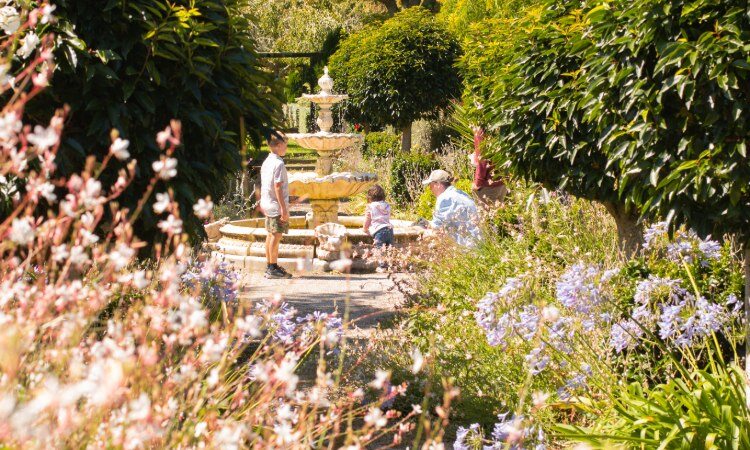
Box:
329;7;461;152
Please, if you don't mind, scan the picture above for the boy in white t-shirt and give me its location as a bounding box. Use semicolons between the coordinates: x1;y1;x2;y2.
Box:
260;131;292;279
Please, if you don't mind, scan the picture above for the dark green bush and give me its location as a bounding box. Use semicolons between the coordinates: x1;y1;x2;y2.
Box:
29;0;281;240
390;151;438;206
363;131;400;159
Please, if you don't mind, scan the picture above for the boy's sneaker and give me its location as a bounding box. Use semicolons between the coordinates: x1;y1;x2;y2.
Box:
264;266;285;279
264;265;292;279
274;264;293;279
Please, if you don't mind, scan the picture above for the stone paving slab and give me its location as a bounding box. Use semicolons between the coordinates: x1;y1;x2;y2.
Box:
238;272;406;335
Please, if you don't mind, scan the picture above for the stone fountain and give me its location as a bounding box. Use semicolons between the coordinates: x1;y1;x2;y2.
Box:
212;68;423;273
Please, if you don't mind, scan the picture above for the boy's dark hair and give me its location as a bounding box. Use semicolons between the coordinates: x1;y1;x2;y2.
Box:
367;184;386;202
266;130;287;147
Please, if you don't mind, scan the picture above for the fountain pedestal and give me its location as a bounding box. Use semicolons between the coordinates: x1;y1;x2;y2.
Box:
310;199;338;226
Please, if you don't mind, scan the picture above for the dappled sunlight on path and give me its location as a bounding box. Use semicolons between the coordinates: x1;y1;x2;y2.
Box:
238;272;407;337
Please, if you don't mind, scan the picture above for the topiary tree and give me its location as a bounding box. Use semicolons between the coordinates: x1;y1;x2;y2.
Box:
570;0;750;366
329;7;462;152
462;4;645;255
25;0;281;239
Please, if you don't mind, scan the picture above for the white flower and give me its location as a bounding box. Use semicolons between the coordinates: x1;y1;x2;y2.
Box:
369;369;390;389
17;32;40;59
202;337;227;363
410;347;424;374
79;229;99;247
32;70;48;87
152;192;170;214
152;157;177;180
109;137;130;160
412;404;423;414
51;244;69;262
364;407;387;429
156;126;172;149
542;306;560;322
109;243;135;271
0;110;21;142
40;4;56;24
273;422;300;445
0;6;20;35
532;391;550;409
158;214;183;234
69;245;90;267
194;421;207;438
127;393;151;421
37;181;56;202
9;217;33;245
236;315;262;338
207;368;220;387
133;270;149;289
192;197;213;219
27;124;58;150
213;423;245;450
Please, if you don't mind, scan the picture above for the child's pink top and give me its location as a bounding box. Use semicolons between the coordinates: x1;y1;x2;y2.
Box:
365;201;392;235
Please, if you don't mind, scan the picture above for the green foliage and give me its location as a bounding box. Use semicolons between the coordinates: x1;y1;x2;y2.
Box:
468;0;750;242
329;7;462;131
389;151;438;205
30;0;281;239
463;5;623;208
581;0;750;241
363;131;400;158
415;178;472;218
437;0;536;39
405;181;620;426
559;352;750;448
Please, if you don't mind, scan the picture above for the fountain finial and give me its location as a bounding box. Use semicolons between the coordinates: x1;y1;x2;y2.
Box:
318;66;334;95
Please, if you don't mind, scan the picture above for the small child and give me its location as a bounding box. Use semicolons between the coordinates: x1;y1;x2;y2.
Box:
260;130;292;279
363;185;394;270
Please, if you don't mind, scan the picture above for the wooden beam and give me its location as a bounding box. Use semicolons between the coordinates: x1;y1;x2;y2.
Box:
257;52;323;59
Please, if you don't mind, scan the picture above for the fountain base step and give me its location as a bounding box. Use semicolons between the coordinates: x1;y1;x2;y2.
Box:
211;216;424;274
212;252;377;274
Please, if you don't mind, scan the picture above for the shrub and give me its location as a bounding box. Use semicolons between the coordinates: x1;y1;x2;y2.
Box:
415;178;473;219
329;7;462;151
389;151;438;206
26;0;281;240
558;361;750;448
363;131;400;159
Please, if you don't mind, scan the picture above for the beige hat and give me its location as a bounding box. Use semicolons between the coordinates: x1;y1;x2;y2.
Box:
422;169;453;186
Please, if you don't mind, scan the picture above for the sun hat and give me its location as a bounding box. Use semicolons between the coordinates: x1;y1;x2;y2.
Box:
422;169;453;186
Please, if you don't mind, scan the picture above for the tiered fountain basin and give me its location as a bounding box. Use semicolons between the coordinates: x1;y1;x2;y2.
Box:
289;172;376;199
212;216;424;273
286;132;359;151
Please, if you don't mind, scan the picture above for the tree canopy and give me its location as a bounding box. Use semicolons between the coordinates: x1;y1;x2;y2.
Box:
28;0;281;239
464;0;750;252
329;7;461;151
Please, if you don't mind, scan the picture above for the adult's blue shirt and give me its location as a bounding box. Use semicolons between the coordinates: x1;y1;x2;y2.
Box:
430;186;481;247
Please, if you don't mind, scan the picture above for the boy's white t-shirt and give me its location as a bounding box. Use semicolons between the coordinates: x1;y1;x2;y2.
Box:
260;153;288;217
366;201;392;235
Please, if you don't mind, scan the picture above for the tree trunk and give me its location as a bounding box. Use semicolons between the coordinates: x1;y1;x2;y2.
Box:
401;122;412;153
602;201;643;258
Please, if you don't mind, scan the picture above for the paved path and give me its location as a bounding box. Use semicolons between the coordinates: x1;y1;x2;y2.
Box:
238;272;406;335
